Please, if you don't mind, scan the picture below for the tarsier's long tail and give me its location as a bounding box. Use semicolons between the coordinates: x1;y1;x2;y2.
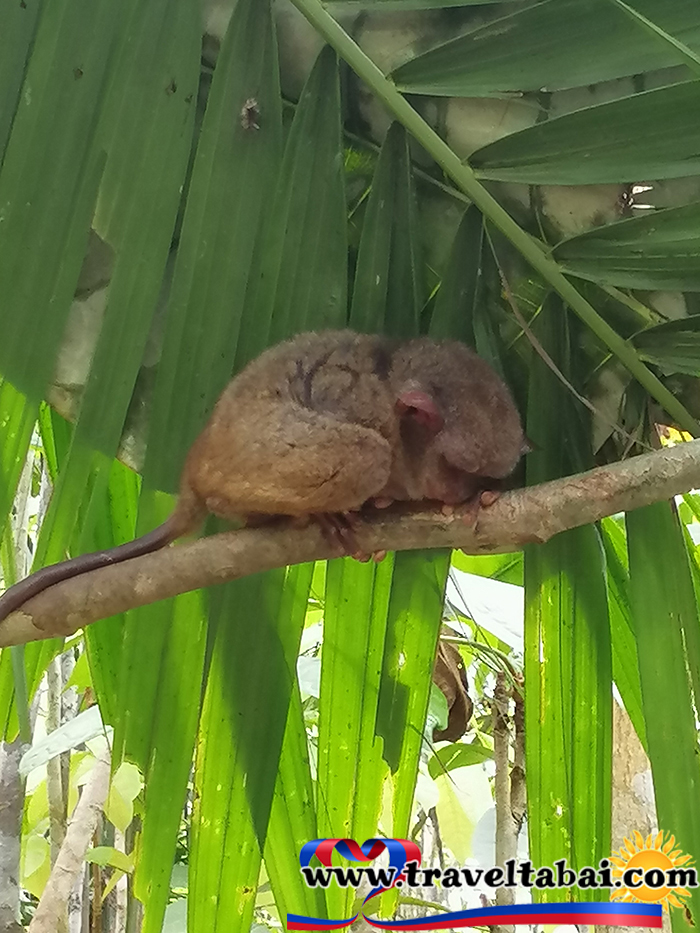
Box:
0;489;206;623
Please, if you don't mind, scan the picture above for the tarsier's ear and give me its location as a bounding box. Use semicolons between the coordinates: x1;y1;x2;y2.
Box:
396;389;444;434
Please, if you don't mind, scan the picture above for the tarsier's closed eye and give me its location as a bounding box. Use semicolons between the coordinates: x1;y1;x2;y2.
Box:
396;389;444;434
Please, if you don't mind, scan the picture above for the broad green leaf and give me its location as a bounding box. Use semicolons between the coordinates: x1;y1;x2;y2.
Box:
238;45;347;365
600;519;647;750
264;681;327;922
114;491;205;933
8;645;30;745
428;741;492;779
475;226;513;379
63;650;91;693
681;527;700;712
433;768;487;863
318;549;449;919
283;0;700;437
38;405;73;485
0;138;102;546
329;0;504;8
190;565;312;933
0;0;42;161
0;652;17;738
319;555;395;919
632;316;700;376
104;762;144;834
0;0;118;397
378;551;450;794
18;706;105;776
681;491;700;524
350;122;424;337
22;835;51;900
86;846;134;873
393;0;700;96
555;202;700;293
143;0;283;494
429;206;484;344
4;638;63;744
27;0;200;595
608;0;700;77
0;384;39;546
427;681;448;734
524;302;611;899
471;81;700;185
129;584;207;933
626;502;700;924
451;551;524;586
525;525;612;897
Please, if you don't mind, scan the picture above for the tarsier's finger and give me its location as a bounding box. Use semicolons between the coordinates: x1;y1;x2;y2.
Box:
315;511;366;558
350;548;387;563
460;497;483;527
315;514;349;554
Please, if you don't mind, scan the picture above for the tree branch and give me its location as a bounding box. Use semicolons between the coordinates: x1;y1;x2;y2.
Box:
1;441;699;648
27;744;111;933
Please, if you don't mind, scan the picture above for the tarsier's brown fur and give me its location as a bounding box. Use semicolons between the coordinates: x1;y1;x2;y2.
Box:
0;330;526;621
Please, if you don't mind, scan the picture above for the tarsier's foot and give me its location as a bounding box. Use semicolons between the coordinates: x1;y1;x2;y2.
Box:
460;488;501;526
315;511;361;557
315;511;385;563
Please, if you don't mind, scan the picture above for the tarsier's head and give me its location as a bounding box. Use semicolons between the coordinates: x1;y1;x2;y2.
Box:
391;339;527;503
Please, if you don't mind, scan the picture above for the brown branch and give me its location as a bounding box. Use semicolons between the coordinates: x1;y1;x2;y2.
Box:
46;658;68;924
510;679;526;835
0;737;25;933
28;743;111;933
1;441;700;648
493;673;515;925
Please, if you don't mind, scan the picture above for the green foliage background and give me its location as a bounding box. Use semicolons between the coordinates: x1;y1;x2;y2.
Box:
1;0;700;930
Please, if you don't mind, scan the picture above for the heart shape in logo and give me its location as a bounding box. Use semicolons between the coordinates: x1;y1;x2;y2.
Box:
299;838;422;902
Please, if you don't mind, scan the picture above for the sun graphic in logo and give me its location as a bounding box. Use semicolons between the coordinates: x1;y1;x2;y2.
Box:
610;831;694;910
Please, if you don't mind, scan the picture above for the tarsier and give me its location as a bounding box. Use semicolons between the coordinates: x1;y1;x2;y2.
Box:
0;330;526;622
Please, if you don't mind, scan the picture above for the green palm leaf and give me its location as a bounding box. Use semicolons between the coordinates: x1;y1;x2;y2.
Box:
472;82;700;185
555;202;700;291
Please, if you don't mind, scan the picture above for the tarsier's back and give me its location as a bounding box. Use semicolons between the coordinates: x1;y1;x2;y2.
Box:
184;331;399;518
224;332;523;465
222;330;398;437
